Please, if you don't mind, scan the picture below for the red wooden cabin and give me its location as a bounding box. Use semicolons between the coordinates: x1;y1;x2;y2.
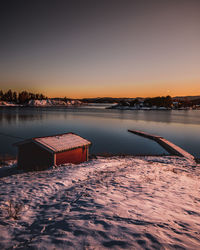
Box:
15;133;91;170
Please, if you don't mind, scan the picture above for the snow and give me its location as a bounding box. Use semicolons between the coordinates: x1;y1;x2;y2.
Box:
28;99;53;106
0;101;19;106
0;99;83;107
28;99;82;107
0;156;200;249
34;133;91;153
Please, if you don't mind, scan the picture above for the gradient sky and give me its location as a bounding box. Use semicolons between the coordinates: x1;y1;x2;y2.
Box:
0;0;200;98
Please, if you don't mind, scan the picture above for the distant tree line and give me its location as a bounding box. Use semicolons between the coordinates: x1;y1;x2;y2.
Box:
118;96;173;108
119;95;200;108
143;95;172;108
173;97;200;108
0;89;47;104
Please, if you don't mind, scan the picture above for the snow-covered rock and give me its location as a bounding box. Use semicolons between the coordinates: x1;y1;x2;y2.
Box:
28;99;53;106
28;99;83;107
0;101;18;106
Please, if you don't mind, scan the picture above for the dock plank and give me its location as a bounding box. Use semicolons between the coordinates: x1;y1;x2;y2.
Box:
128;129;195;162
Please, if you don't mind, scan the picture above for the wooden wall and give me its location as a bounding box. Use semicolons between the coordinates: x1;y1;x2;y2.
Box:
56;146;88;165
18;142;53;170
17;143;89;170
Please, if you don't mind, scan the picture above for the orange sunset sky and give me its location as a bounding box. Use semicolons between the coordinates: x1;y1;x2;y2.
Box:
0;0;200;98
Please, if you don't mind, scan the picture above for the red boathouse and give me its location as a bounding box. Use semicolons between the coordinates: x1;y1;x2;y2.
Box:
15;133;91;170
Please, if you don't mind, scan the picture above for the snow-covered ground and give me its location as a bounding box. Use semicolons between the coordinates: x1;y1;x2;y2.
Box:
0;156;200;249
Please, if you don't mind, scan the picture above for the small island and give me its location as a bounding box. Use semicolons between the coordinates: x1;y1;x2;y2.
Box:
0;89;83;107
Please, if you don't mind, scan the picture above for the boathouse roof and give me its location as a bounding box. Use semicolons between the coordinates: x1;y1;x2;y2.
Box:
15;133;91;153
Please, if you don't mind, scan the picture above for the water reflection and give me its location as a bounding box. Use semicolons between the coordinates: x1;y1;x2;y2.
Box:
0;107;200;157
1;107;199;125
0;107;45;124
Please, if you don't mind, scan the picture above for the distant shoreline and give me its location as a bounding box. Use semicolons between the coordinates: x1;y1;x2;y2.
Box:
1;104;200;110
106;106;200;111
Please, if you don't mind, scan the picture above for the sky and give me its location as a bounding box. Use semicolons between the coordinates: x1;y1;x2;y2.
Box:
0;0;200;98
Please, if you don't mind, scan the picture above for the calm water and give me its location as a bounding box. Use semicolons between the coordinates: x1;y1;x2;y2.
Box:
0;106;200;158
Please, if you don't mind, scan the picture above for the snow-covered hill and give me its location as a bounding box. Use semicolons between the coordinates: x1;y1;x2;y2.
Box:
0;156;200;249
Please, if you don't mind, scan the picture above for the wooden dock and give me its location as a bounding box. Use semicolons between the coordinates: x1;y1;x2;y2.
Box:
128;129;195;162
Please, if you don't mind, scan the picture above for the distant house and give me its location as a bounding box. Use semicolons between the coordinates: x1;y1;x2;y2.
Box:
14;133;91;170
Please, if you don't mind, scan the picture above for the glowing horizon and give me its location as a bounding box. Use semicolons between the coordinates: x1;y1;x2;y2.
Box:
1;80;200;99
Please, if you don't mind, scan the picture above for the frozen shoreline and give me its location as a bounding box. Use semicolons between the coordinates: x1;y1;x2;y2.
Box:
0;156;200;249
